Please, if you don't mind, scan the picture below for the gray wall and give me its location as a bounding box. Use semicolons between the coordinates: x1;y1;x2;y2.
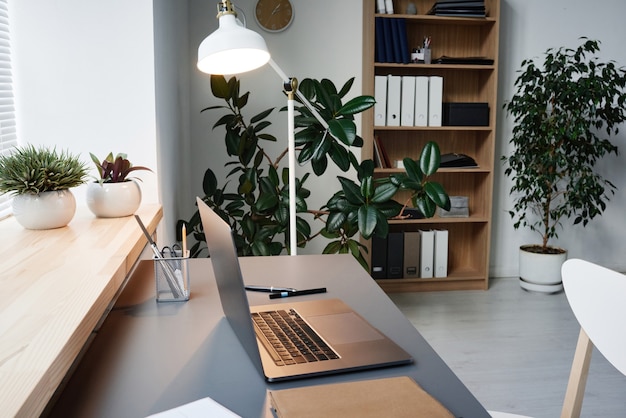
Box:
153;0;191;245
10;0;626;276
185;0;364;255
492;0;626;276
184;0;626;275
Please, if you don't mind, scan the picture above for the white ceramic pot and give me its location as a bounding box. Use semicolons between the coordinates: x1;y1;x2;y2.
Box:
519;245;568;293
12;189;77;229
86;181;142;218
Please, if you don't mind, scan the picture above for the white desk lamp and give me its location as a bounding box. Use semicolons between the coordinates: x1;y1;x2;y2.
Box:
197;0;330;256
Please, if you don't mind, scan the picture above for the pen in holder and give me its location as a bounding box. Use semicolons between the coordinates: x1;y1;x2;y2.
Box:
154;250;190;302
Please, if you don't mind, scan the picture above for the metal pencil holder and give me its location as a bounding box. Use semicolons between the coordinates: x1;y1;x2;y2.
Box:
154;254;190;302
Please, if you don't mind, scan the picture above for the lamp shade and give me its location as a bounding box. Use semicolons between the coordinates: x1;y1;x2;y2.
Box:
198;13;270;75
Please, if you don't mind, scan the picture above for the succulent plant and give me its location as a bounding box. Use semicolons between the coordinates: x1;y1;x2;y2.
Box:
0;144;89;195
90;152;151;184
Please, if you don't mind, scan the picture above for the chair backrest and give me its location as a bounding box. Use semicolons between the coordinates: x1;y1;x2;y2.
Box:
560;258;626;418
562;259;626;375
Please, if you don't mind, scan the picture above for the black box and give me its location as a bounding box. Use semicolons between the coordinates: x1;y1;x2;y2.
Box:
443;102;489;126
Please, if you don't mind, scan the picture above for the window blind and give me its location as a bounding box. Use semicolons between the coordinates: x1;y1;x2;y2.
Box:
0;0;16;220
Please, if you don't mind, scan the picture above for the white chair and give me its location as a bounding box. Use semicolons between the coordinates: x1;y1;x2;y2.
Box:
559;258;626;417
490;258;626;418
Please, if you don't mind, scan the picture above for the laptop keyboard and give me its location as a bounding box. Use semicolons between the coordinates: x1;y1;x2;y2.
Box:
252;309;340;366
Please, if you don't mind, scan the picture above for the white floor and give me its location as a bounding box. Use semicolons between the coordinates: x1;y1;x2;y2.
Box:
388;277;626;418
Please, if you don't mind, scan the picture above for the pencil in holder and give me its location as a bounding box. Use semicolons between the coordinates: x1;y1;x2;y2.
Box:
154;253;190;302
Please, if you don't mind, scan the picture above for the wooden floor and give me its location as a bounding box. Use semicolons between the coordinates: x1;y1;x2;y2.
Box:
388;277;626;418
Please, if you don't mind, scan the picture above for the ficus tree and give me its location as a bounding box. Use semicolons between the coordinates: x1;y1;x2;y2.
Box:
503;38;626;253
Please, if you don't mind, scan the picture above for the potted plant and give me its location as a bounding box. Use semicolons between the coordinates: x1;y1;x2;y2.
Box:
502;38;626;292
87;152;152;218
0;144;88;229
180;75;449;270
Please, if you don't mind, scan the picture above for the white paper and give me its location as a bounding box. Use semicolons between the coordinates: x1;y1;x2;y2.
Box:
147;397;241;418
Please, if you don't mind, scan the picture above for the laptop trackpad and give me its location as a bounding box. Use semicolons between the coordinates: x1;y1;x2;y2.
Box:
306;312;385;344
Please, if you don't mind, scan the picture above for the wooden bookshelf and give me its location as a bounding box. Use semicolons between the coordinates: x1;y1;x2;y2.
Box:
362;0;500;292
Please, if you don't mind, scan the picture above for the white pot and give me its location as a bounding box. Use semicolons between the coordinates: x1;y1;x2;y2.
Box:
12;190;76;230
86;181;142;218
519;245;568;293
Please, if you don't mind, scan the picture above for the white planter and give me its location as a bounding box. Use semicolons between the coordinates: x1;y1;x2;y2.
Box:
519;245;568;293
86;181;142;218
12;190;76;230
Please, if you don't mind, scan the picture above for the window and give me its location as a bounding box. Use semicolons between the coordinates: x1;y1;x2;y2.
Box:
0;0;16;220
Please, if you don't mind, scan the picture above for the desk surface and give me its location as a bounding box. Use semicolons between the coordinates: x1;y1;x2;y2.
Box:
50;254;489;417
0;204;162;418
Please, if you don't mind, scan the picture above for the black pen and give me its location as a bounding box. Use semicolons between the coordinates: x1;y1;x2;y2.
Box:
269;287;327;299
245;285;297;293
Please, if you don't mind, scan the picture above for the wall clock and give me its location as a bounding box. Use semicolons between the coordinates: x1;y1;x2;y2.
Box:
255;0;294;33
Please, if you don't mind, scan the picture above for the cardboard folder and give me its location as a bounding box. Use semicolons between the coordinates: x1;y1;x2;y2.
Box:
269;376;453;418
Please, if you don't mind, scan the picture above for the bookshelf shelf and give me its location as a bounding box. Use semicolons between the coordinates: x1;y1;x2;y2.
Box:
362;0;500;292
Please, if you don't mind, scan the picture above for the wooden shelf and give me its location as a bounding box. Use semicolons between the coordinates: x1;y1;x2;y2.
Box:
373;125;493;131
375;13;497;25
375;63;496;71
362;0;500;292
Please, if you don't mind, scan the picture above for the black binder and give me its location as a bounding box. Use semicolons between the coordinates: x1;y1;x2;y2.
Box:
371;235;388;279
387;232;404;279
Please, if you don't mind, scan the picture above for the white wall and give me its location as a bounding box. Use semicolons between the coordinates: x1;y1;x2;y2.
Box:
9;0;159;215
185;0;626;272
9;0;626;276
492;0;626;276
185;0;363;255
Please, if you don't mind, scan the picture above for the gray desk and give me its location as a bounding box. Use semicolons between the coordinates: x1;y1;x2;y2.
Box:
49;254;488;417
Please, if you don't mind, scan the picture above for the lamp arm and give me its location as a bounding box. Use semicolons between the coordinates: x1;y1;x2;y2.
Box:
268;58;330;131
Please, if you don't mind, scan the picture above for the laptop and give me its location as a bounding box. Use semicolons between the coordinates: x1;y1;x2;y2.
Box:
196;197;413;382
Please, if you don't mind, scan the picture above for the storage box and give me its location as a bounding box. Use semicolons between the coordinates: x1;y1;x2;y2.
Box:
438;196;469;218
443;103;489;126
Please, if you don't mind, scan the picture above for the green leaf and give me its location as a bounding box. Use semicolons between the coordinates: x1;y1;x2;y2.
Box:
415;196;437;218
328;142;351;171
371;181;398;203
338;176;365;205
419;141;441;176
311;154;328;176
337;96;376;116
202;169;218;196
236;91;249;109
358;205;378;239
360;176;373;200
328;119;356;146
323;240;343;255
424;182;451;210
326;211;347;232
298;78;316;101
251;107;274;123
210;75;229;99
403;157;423;183
338;77;356;98
256;192;279;212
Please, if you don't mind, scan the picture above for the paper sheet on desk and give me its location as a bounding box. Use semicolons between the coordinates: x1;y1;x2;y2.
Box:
147;397;241;418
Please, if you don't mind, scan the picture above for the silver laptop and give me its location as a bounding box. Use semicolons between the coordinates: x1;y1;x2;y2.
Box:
196;197;412;382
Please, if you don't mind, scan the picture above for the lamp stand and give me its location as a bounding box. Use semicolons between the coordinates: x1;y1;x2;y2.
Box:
285;77;298;256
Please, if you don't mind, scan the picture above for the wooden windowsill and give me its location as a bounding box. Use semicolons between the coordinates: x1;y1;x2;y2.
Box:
0;204;162;417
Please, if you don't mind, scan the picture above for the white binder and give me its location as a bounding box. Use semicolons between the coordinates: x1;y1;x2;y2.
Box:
419;230;435;278
400;76;416;126
374;75;387;127
434;229;449;278
428;76;443;127
386;75;401;126
414;76;429;127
